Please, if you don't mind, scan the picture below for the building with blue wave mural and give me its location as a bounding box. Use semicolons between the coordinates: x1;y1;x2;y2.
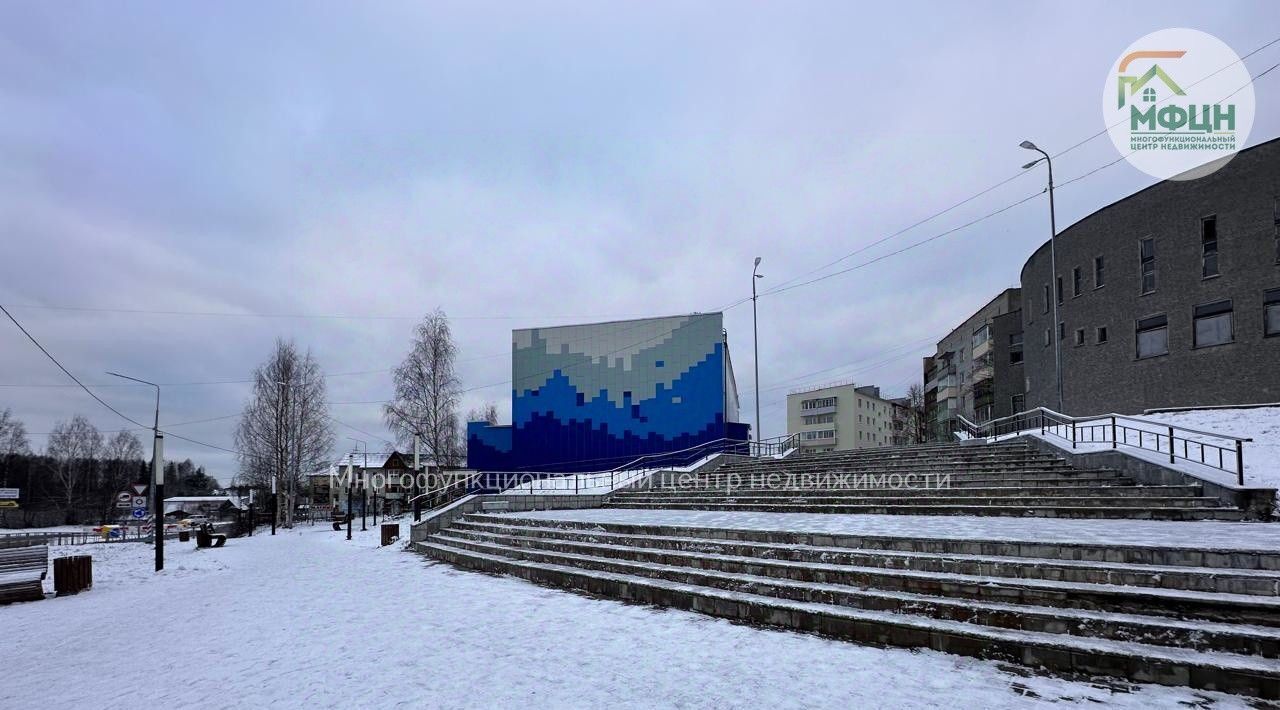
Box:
467;312;748;474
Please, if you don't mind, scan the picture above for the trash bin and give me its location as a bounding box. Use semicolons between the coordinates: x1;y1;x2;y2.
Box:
380;523;399;546
54;555;92;596
179;530;190;542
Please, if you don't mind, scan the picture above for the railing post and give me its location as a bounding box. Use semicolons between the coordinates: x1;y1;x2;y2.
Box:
1236;440;1244;486
1071;421;1076;449
1110;416;1116;449
1167;426;1175;464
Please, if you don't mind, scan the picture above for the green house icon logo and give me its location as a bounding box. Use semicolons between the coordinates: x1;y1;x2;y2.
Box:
1116;50;1186;108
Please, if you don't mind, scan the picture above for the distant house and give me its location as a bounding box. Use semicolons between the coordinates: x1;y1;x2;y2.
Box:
162;496;247;520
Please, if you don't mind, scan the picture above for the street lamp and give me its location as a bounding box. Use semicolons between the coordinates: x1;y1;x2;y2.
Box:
1020;140;1064;413
347;437;367;532
105;371;164;572
751;256;764;451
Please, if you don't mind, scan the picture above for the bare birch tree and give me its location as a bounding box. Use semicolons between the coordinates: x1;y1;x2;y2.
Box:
0;408;30;487
384;309;463;467
97;430;144;523
46;415;102;523
234;339;334;527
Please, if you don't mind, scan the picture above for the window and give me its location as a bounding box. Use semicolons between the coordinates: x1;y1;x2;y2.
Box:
1266;289;1280;337
1056;276;1063;305
1193;299;1233;348
1011;394;1025;413
802;413;834;425
801;397;837;410
1043;328;1050;346
1072;267;1082;297
1274;198;1279;264
972;324;991;349
1140;238;1156;294
1009;332;1024;364
1058;321;1065;341
1094;255;1105;288
801;429;835;441
1136;314;1168;359
1042;284;1049;313
1201;216;1219;278
1097;326;1109;344
1074;328;1085;346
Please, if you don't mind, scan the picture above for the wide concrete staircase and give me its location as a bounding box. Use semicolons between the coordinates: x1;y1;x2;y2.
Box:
605;441;1247;520
417;513;1280;698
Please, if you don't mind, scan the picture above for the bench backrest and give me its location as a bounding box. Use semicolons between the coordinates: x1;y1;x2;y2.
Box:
0;544;49;574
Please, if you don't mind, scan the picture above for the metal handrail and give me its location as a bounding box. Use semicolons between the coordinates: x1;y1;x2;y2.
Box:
483;433;800;495
955;406;1252;484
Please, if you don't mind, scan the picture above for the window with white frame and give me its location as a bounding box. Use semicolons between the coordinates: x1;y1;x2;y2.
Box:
1136;314;1168;359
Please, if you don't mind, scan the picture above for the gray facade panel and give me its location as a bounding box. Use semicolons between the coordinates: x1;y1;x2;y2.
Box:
1021;140;1280;415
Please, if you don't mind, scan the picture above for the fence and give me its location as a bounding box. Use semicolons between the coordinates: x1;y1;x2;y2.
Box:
955;406;1251;485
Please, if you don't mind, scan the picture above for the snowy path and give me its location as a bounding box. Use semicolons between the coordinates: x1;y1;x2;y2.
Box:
0;523;1259;708
514;509;1280;551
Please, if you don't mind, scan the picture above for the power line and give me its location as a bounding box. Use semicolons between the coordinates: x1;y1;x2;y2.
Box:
753;35;1280;301
0;304;151;430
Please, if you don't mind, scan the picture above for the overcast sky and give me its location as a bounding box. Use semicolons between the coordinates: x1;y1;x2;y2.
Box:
2;1;1278;479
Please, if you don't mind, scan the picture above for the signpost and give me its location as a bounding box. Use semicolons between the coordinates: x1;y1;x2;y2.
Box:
0;487;19;500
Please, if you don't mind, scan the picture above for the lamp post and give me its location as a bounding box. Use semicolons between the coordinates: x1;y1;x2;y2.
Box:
345;454;354;541
347;437;366;532
751;257;764;450
1020;140;1063;412
105;371;163;572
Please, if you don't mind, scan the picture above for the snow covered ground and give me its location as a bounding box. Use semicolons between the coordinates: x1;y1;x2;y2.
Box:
513;508;1280;551
1016;406;1280;492
0;522;1259;708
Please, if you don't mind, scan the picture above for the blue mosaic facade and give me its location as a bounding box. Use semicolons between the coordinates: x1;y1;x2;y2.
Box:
468;313;746;475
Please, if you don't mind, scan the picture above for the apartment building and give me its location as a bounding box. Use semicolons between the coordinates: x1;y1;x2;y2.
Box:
923;287;1022;437
786;382;898;452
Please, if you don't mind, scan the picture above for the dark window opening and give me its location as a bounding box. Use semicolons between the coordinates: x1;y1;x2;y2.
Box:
1140;238;1156;294
1094;255;1105;288
1266;288;1280;337
1193;299;1233;348
1097;326;1108;344
1072;267;1082;297
1042;284;1049;313
1056;276;1063;305
1136;314;1168;359
1074;328;1085;346
1201;216;1219;278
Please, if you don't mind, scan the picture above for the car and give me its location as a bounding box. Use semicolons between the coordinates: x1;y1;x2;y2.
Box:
179;515;211;528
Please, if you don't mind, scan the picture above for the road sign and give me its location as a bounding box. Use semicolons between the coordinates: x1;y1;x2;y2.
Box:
131;508;147;520
132;496;147;508
0;488;18;500
131;484;147;495
0;500;18;509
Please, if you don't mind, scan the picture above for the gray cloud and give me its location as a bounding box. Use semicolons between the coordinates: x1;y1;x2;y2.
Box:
2;1;1278;475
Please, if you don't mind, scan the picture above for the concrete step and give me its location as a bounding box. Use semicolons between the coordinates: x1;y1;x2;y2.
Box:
417;537;1280;698
618;484;1194;499
435;527;1280;624
449;518;1280;596
603;500;1247;520
677;470;1132;484
436;527;1280;658
610;495;1225;509
464;514;1280;570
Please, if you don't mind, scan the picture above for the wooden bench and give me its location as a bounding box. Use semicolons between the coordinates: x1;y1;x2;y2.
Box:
0;544;48;605
480;500;511;513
